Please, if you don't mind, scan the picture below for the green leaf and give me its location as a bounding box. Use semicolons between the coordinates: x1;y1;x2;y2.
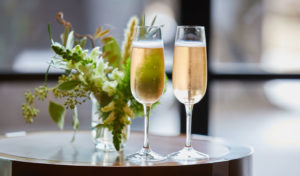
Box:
58;80;81;91
49;101;65;130
102;37;121;68
48;24;54;44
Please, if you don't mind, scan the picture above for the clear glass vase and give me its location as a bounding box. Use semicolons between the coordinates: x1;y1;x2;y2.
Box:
91;95;130;152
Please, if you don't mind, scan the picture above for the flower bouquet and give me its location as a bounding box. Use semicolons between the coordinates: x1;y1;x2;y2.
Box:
22;12;165;151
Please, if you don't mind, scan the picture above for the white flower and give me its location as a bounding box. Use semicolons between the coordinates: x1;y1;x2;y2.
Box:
65;60;76;70
52;42;63;48
103;80;117;96
77;63;93;77
72;45;88;59
66;31;74;49
95;58;108;76
91;75;105;88
90;58;111;89
112;68;124;83
89;47;101;62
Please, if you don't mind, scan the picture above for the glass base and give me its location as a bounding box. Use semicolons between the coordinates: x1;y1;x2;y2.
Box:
127;147;166;162
168;147;209;161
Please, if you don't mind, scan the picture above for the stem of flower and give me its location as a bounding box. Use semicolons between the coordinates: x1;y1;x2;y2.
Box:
56;12;96;48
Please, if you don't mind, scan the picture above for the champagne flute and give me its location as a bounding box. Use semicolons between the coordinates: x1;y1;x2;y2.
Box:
169;26;209;161
127;26;166;162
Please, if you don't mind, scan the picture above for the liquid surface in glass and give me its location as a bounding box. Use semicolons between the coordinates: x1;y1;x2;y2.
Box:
173;41;207;104
130;41;165;104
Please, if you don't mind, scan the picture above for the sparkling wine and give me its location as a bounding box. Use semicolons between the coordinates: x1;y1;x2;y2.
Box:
130;41;165;104
172;41;207;104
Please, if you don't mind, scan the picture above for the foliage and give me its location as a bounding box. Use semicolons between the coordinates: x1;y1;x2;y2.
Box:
49;101;65;130
22;12;164;151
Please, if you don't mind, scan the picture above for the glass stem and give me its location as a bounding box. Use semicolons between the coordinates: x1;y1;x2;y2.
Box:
143;104;151;149
185;104;193;148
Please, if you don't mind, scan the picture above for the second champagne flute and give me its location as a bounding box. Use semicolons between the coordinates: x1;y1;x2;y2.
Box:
169;26;209;161
127;26;166;162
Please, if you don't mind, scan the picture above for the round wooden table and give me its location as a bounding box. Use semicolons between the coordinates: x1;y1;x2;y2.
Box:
0;131;253;176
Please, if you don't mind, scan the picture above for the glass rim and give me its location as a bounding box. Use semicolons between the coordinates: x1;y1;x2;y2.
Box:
177;25;205;29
